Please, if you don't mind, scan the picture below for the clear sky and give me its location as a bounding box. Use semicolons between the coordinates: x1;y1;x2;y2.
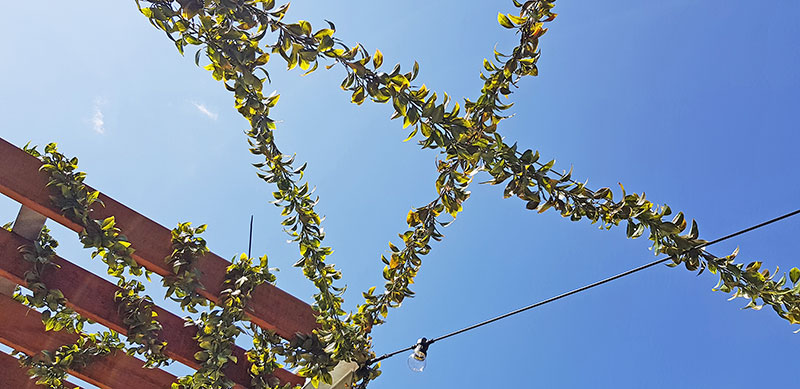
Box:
1;1;799;388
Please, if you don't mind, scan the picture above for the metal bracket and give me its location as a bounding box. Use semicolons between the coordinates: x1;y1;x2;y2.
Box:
301;361;359;389
0;205;47;295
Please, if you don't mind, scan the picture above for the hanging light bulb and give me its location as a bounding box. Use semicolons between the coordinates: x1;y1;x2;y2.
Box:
407;338;429;372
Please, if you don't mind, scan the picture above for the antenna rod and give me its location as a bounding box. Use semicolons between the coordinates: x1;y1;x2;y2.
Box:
248;215;254;258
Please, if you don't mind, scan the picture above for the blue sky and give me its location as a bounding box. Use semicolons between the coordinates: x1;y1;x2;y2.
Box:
1;1;799;387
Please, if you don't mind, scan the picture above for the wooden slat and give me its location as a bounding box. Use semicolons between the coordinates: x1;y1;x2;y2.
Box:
0;228;304;387
0;351;81;389
0;137;317;339
0;294;176;389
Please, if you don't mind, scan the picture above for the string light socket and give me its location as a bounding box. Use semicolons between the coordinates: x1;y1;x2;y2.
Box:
407;338;430;372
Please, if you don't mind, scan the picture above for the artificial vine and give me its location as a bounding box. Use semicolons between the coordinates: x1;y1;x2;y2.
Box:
132;2;563;385
137;0;374;384
9;222;126;388
14;0;798;388
245;324;285;388
25;143;170;368
176;253;277;388
164;222;210;313
349;2;560;339
132;0;797;388
22;143;338;386
164;223;321;388
14;225;87;334
15;332;125;389
321;0;800;327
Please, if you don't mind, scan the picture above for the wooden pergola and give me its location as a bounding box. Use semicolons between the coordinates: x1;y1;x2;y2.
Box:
0;137;316;388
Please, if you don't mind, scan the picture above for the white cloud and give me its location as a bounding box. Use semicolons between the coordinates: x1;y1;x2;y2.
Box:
192;102;218;120
91;98;106;134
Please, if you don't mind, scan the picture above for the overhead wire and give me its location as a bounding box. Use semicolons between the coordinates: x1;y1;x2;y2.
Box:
367;207;800;365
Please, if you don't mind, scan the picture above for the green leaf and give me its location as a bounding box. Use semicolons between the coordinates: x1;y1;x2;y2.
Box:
660;222;680;235
525;199;540;210
791;267;800;284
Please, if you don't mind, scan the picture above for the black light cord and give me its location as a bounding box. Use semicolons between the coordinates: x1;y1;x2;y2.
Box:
366;208;800;365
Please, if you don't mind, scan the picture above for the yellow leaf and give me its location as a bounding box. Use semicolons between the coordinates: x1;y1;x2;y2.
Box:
497;13;515;29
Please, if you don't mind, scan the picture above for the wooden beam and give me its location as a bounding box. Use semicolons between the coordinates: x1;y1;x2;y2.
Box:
0;228;304;387
0;138;317;339
0;294;176;389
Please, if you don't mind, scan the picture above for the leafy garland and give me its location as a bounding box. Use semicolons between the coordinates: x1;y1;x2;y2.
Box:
326;1;800;326
165;223;339;388
15;145;297;387
130;2;566;386
25;143;169;368
134;0;800;387
164;222;210;313
22;142;342;386
246;323;288;388
164;223;307;388
16;332;125;388
351;2;559;335
137;0;374;384
177;253;277;388
11;0;800;388
333;1;800;328
8;222;126;388
14;225;87;334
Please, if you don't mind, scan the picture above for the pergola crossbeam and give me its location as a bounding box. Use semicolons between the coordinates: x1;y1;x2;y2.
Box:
0;138;314;387
0;294;177;388
0;351;80;389
0;138;317;339
0;228;303;387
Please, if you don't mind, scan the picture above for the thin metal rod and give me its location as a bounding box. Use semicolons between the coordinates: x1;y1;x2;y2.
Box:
248;215;254;258
367;208;800;365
